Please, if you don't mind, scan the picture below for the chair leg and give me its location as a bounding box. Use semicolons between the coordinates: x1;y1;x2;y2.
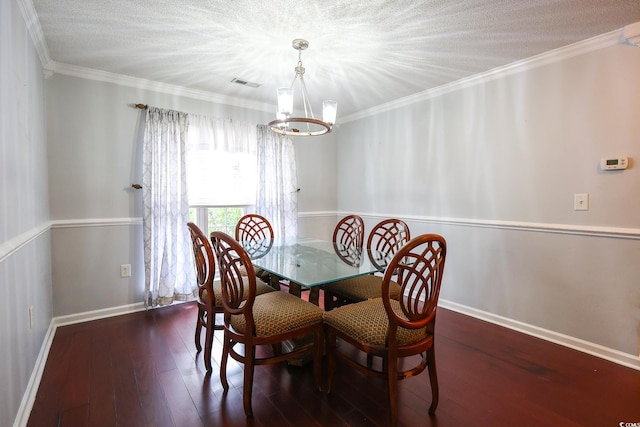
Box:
220;335;230;392
387;349;399;427
203;311;214;372
243;345;256;418
313;328;323;391
195;308;203;352
325;327;337;393
427;346;439;414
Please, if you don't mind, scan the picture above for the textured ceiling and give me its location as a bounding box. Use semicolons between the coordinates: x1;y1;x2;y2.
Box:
30;0;640;117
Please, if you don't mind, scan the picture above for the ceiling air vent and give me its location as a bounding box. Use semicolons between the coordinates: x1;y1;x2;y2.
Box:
231;78;260;88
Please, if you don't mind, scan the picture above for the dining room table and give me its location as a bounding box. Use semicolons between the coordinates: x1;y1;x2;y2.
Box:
242;237;389;306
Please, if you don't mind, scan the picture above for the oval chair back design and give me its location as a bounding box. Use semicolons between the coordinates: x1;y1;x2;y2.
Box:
236;213;275;263
367;218;411;270
333;214;365;248
383;233;446;333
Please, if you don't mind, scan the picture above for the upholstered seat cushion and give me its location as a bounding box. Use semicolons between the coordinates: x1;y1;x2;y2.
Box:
323;298;426;346
230;291;324;337
239;263;270;282
202;278;274;308
324;275;401;301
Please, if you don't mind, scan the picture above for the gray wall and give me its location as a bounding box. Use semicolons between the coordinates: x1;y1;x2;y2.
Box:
335;42;640;357
5;3;640;424
1;1;53;426
45;73;338;316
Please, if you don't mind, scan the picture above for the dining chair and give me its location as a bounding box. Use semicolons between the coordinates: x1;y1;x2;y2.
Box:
188;222;275;372
324;234;447;427
333;214;365;251
324;218;410;310
235;213;273;248
187;222;224;373
312;214;365;308
235;213;276;287
210;231;325;418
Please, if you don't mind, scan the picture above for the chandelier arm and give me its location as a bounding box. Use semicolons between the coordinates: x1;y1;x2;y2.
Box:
289;73;297;90
299;75;316;125
269;38;336;137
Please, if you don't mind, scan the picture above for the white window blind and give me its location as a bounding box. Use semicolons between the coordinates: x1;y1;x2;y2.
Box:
186;115;257;206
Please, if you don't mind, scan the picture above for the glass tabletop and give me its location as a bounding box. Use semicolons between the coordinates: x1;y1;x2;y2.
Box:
242;238;386;287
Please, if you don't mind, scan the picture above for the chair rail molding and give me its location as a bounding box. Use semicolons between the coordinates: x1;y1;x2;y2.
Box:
50;217;143;228
301;211;640;240
0;221;51;264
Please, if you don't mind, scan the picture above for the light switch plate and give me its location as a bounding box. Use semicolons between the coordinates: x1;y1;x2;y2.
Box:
574;193;589;211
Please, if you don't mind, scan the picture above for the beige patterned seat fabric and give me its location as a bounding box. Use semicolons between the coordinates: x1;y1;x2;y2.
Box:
323;298;426;346
324;275;401;301
203;277;273;307
230;291;324;337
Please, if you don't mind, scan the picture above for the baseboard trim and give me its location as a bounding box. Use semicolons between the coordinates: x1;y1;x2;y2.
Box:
12;320;56;427
438;299;640;372
54;302;146;327
12;302;146;427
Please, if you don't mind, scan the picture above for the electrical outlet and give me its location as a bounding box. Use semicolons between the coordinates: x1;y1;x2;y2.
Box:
120;264;131;277
29;305;34;329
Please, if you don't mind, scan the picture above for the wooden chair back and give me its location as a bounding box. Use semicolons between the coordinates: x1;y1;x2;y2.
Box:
332;214;364;253
186;222;222;372
367;218;411;270
235;213;274;259
383;233;446;335
187;222;216;305
210;231;256;316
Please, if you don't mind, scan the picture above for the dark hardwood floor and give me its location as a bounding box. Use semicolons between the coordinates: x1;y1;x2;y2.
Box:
28;291;640;427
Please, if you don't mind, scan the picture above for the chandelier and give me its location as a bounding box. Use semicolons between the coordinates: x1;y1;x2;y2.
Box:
268;39;337;137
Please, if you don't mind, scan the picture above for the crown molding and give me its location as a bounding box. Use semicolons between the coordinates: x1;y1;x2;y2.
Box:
623;21;640;47
16;0;51;67
341;29;622;123
47;62;275;113
15;7;630;129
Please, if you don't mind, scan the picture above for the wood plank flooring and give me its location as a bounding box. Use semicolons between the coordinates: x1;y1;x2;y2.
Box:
28;293;640;426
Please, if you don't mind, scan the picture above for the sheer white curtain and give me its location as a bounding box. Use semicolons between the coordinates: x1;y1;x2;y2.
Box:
256;124;298;238
142;107;196;307
186;115;257;207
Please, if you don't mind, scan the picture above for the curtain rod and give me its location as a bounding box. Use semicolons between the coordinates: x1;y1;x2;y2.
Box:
135;103;147;109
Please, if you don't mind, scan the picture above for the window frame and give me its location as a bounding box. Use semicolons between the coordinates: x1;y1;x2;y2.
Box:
189;205;253;237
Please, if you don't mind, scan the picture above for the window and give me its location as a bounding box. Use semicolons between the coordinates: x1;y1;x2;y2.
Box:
186;116;257;236
189;206;246;236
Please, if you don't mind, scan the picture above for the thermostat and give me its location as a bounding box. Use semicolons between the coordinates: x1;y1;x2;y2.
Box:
600;157;628;170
